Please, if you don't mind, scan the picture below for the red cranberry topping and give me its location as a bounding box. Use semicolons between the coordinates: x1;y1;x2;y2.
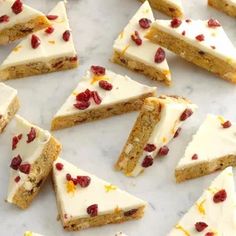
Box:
222;120;232;129
10;155;22;170
170;18;182;28
192;154;198;160
46;15;58;20
91;65;106;76
205;233;214;236
91;91;102;105
158;146;169;156
208;19;221;28
66;173;72;181
124;209;138;217
72;178;78;185
62;30;71;42
11;0;23;14
45;27;54;34
31;34;41;49
77;176;91;188
99;80;113;91
0;15;9;23
56;163;64;171
131;31;142;46
195;222;208;232
27;127;36;143
185;19;191;23
14;176;21;183
139;18;152;29
87;204;98;217
213;189;227;203
76;89;91;102
154;47;166;63
144;144;156;152
12;134;23;150
141;156;153;168
19;163;31;174
182;30;186;36
74;101;91;110
196;34;205;41
174;128;181;138
180;109;193;121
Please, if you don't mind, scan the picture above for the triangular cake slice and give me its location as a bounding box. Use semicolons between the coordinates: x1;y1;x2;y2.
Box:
7;115;61;209
112;1;171;85
52;158;147;231
175;114;236;182
0;0;50;45
146;18;236;83
0;1;78;81
0;82;19;133
168;167;236;235
51;65;156;130
116;95;197;177
208;0;236;18
139;0;184;18
24;232;43;236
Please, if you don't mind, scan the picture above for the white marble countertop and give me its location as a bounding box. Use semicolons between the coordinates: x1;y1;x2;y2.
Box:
0;0;236;235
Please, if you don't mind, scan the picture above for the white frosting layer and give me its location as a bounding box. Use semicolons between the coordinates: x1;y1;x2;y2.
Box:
0;82;17;119
168;167;236;236
151;19;236;66
0;0;48;32
24;232;43;236
0;1;76;69
53;158;147;222
7;115;51;202
54;69;156;117
130;96;197;176
113;1;171;82
176;114;236;170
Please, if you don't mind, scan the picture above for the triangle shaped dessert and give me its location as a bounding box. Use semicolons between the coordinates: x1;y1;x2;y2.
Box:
112;1;171;86
146;18;236;83
208;0;236;18
52;158;147;231
0;1;78;81
175;114;236;182
0;0;50;45
7;115;61;209
116;95;197;177
168;167;236;235
0;82;19;133
51;65;156;130
139;0;184;18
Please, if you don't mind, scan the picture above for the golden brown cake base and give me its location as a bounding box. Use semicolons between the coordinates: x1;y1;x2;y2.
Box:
139;0;184;18
51;93;155;131
112;50;171;86
175;155;236;183
0;16;50;45
0;56;78;81
146;27;236;83
11;136;61;209
208;0;236;18
0;96;20;133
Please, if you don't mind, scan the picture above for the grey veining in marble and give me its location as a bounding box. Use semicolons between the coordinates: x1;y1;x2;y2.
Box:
0;0;236;235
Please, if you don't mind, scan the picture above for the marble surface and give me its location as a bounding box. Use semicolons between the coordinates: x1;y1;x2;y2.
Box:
0;0;236;235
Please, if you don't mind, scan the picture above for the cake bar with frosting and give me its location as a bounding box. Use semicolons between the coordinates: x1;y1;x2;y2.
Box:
208;0;236;18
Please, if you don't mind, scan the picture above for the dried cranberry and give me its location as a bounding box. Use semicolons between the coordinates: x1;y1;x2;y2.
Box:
11;0;23;14
185;19;191;23
74;101;90;110
180;109;193;121
222;120;232;129
139;18;152;29
0;15;9;23
205;233;214;236
158;146;169;156
46;15;58;20
192;154;198;160
19;163;31;174
45;27;54;34
213;189;227;203
62;30;70;42
208;19;221;27
56;163;64;171
14;176;21;183
154;48;166;63
182;30;186;36
144;144;156;152
76;89;91;102
69;56;78;62
91;65;106;76
141;156;153;168
170;18;182;28
27;127;36;143
99;80;113;91
31;34;41;49
72;178;78;185
124;209;138;217
195;222;208;232
91;91;102;105
196;34;205;41
174;128;181;138
131;31;142;46
77;176;91;188
12;134;22;150
66;173;72;181
10;155;22;170
87;204;98;217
